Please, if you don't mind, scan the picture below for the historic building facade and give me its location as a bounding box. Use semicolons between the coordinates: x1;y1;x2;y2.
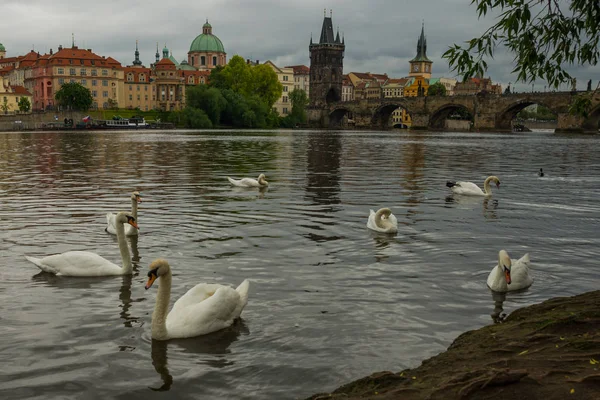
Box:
286;64;310;98
0;75;32;114
309;11;345;107
265;61;294;115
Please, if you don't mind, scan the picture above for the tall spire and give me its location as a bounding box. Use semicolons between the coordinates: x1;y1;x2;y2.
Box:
335;27;340;43
319;9;335;44
155;42;159;62
410;21;431;62
133;40;142;66
71;33;75;48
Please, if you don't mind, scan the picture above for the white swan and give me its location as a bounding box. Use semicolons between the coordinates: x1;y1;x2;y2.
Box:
25;212;138;276
106;191;142;236
145;259;250;340
367;208;398;234
446;176;500;197
227;174;268;188
487;250;533;292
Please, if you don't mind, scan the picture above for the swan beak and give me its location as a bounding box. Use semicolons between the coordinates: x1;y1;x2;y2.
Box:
496;182;501;189
145;275;157;290
504;269;511;285
136;196;143;203
128;220;139;230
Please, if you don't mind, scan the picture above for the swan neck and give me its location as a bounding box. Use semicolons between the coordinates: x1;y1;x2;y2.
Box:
483;177;493;195
152;272;171;340
116;221;132;274
131;198;138;219
492;263;507;291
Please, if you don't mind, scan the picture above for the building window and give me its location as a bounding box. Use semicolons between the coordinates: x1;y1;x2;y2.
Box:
145;95;148;100
129;85;132;91
283;86;288;92
102;70;108;76
129;94;133;100
283;76;288;81
137;85;140;91
283;96;288;103
283;107;288;114
91;70;97;76
103;91;108;97
92;90;97;97
81;79;87;86
201;56;205;66
70;79;75;83
69;68;76;75
140;74;146;82
80;68;86;76
58;78;65;84
102;80;108;86
127;74;134;82
57;68;64;75
137;95;140;100
92;80;97;86
212;56;217;66
103;102;108;108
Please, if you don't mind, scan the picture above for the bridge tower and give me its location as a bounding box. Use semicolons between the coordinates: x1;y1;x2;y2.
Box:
309;10;345;108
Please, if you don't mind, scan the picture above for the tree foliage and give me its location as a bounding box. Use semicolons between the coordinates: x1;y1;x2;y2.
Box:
281;89;309;128
18;97;31;112
1;98;9;114
443;0;600;88
55;82;93;111
427;82;447;96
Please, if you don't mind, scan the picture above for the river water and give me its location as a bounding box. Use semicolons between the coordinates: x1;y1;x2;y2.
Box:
0;129;598;399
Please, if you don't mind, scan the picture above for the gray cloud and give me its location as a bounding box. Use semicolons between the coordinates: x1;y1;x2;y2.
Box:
2;0;595;92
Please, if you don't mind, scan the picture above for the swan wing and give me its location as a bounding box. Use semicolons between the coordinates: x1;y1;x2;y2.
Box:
486;265;504;291
509;254;533;290
106;212;117;235
388;213;399;230
25;251;124;276
451;181;485;196
366;210;377;230
239;178;259;187
227;177;242;186
232;279;250;319
166;285;242;338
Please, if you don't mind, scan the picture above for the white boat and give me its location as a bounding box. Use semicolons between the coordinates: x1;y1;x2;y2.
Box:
104;116;148;128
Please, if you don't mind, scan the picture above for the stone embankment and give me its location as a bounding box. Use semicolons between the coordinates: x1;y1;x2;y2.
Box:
0;111;85;131
307;290;600;400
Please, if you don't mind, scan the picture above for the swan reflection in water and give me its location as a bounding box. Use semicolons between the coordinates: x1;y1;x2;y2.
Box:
490;291;507;324
229;185;269;199
149;319;250;391
444;196;499;220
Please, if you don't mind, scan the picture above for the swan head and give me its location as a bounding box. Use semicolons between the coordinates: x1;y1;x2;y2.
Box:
116;212;139;230
131;191;142;203
498;250;512;285
257;174;268;185
489;176;501;189
145;258;171;290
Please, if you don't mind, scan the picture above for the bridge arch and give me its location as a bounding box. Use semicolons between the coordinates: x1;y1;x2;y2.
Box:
371;102;413;130
429;103;475;130
496;99;559;130
329;106;353;128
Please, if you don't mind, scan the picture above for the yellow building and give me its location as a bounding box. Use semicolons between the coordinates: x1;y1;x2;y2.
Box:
0;75;32;114
264;61;294;116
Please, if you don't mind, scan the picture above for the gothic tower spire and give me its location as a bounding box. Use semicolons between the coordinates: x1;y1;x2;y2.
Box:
133;40;142;66
155;42;160;62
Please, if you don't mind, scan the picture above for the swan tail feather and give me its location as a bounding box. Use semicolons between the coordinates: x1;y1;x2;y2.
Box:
25;256;58;274
227;177;237;186
446;181;457;188
235;279;250;307
520;253;531;264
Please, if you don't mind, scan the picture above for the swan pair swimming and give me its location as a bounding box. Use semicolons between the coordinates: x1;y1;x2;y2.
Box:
25;211;250;339
446;176;500;197
106;191;142;236
227;174;268;188
487;250;532;292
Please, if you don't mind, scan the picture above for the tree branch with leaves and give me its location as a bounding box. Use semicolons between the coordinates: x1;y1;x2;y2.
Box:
443;0;600;89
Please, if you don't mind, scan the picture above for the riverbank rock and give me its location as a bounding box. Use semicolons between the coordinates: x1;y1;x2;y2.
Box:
306;290;600;400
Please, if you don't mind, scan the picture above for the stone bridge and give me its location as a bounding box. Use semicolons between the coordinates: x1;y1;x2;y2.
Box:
307;91;600;133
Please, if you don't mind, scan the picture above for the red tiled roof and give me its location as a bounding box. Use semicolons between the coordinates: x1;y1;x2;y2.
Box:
12;85;31;95
155;58;176;69
46;46;122;68
285;65;310;74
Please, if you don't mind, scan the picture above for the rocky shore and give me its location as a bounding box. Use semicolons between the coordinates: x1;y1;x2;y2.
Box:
307;290;600;400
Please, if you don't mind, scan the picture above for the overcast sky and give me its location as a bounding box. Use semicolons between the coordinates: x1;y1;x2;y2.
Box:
2;0;597;92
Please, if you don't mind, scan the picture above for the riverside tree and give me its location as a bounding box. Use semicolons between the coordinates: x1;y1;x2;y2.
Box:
18;97;31;113
427;82;447;96
443;0;600;89
55;82;93;111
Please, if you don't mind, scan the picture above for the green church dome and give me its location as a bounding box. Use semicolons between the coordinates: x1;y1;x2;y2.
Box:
189;20;225;53
189;34;225;53
0;43;5;52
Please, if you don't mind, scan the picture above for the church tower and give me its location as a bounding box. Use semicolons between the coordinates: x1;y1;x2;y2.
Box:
409;22;432;79
132;40;142;67
309;10;345;107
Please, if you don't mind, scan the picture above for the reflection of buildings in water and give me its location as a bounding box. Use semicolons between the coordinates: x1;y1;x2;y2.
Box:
304;132;342;205
483;198;499;220
149;320;249;391
400;136;426;210
490;290;507;323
